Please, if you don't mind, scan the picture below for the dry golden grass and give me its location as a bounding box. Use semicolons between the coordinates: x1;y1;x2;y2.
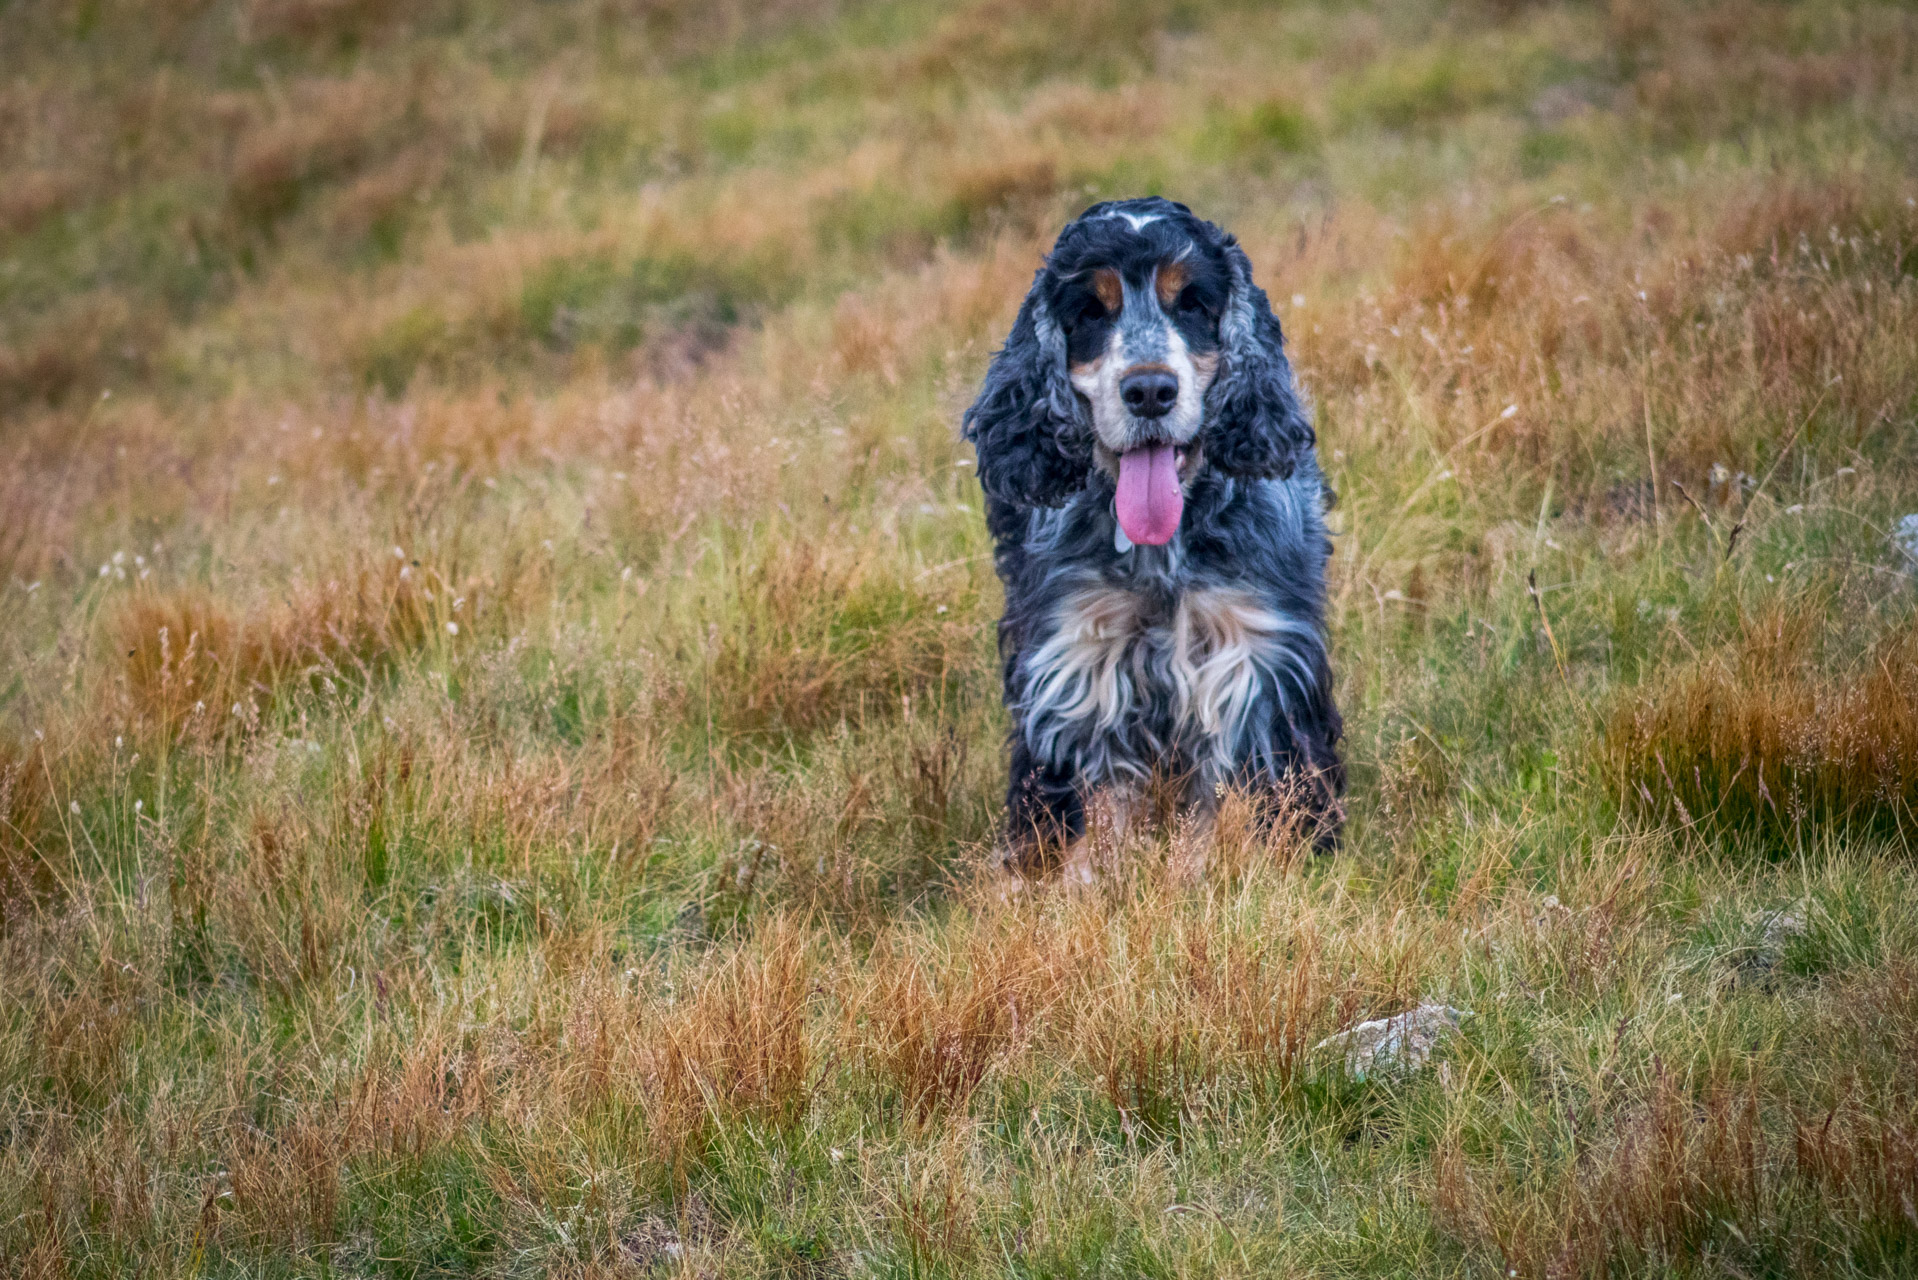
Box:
701;538;983;744
1606;612;1918;844
4;0;1918;1274
1434;1067;1772;1277
114;567;443;735
852;921;1043;1121
636;918;817;1179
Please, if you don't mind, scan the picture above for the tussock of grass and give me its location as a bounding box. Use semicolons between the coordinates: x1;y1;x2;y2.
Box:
1435;1068;1772;1277
0;743;51;903
1606;613;1918;844
640;919;816;1177
700;538;984;745
115;571;435;732
853;921;1041;1121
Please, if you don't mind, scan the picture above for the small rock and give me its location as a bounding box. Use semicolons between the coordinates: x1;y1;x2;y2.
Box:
1315;1003;1472;1080
1737;904;1808;983
620;1221;683;1267
1759;906;1806;952
1531;894;1570;931
671;901;705;944
1893;514;1918;567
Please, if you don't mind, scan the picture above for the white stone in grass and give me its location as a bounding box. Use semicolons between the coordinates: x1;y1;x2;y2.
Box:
1751;904;1808;972
1315;1003;1472;1081
1892;513;1918;567
1759;906;1807;952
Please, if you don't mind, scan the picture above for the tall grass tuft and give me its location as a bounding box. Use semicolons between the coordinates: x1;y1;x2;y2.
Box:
1605;614;1918;846
116;568;442;736
853;919;1048;1121
639;918;815;1178
702;537;983;745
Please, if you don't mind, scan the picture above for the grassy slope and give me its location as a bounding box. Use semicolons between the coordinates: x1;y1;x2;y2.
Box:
4;0;1918;1274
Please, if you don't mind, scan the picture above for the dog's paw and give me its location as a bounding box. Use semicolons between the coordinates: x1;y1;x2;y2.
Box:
1060;839;1099;886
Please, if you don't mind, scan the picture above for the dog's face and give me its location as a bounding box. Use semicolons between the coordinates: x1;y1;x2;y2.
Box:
1045;208;1230;463
962;197;1314;543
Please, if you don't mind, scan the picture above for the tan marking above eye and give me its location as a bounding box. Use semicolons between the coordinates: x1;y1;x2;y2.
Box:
1155;261;1190;307
1092;268;1123;313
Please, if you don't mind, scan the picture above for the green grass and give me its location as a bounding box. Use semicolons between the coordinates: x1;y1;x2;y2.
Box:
4;0;1918;1275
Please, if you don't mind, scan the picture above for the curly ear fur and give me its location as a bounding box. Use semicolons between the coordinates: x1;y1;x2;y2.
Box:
1201;240;1314;480
962;281;1092;512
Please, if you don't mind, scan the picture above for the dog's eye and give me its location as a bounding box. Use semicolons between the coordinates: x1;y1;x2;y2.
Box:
1071;297;1108;328
1176;286;1207;314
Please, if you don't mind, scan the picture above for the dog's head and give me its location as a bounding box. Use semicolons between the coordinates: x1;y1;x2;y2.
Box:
962;197;1314;546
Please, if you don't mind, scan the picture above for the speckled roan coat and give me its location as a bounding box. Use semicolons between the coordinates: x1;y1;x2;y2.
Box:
962;198;1344;861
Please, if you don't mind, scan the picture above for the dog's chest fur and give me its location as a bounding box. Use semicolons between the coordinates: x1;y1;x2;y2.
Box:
1017;574;1307;787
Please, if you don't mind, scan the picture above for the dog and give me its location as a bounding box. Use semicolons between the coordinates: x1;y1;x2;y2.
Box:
962;198;1343;877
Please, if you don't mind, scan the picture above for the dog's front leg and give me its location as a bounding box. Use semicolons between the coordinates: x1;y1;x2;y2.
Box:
1168;787;1221;885
1061;786;1140;884
1000;737;1084;876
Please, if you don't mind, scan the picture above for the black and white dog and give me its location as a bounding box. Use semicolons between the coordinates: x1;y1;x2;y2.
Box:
962;198;1343;876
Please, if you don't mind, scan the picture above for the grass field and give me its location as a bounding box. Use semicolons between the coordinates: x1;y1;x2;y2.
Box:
4;0;1918;1274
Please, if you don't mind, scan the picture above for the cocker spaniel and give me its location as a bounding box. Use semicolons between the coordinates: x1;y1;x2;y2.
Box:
962;198;1343;877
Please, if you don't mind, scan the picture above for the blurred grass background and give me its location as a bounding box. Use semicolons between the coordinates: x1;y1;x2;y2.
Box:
4;0;1918;1274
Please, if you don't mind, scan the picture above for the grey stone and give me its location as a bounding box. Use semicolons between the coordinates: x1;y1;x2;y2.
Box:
1740;904;1808;981
1892;513;1918;567
1315;1003;1472;1080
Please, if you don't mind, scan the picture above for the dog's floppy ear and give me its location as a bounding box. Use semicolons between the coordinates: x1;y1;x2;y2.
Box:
962;276;1092;510
1202;239;1314;479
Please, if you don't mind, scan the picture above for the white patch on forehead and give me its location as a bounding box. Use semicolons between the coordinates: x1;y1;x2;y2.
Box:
1103;211;1161;231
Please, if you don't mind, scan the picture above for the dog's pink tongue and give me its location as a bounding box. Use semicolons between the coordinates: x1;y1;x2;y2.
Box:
1115;444;1183;546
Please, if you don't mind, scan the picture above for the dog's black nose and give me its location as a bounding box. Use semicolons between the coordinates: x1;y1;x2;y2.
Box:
1120;369;1179;418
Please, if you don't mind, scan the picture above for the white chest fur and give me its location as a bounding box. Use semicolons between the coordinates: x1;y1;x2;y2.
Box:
1018;583;1312;785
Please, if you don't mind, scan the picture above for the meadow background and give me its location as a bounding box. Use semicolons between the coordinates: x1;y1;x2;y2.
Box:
4;0;1918;1274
